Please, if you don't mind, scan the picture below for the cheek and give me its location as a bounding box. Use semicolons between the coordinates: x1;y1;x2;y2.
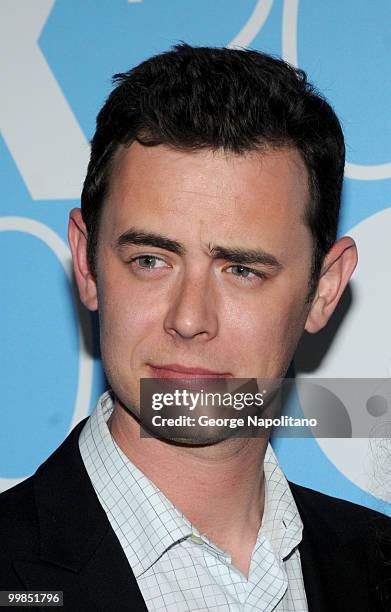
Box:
101;301;151;339
97;272;163;363
265;293;309;360
223;284;308;369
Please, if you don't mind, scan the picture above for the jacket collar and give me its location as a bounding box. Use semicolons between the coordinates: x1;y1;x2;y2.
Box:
34;419;109;570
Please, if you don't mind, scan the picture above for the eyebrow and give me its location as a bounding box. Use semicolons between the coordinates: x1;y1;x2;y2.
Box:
115;228;283;270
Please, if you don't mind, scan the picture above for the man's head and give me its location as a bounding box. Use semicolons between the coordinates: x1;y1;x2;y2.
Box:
80;43;346;300
69;44;357;430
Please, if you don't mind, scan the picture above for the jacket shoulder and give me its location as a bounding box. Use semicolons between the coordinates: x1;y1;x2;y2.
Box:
0;419;89;587
289;480;390;528
0;476;38;542
290;483;391;572
289;483;391;610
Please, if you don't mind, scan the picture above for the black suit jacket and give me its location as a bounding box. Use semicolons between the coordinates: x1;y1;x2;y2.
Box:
0;419;390;611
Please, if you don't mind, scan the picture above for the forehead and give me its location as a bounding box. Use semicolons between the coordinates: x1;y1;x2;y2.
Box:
101;142;311;259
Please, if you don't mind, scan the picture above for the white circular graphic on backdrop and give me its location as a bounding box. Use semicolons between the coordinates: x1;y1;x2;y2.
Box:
295;208;391;501
228;0;274;49
0;217;93;492
281;0;391;180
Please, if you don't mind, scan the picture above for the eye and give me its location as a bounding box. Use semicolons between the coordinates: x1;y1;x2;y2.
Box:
226;265;267;283
128;255;168;269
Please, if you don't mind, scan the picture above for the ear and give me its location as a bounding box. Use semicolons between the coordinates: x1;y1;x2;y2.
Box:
305;236;358;333
68;208;98;311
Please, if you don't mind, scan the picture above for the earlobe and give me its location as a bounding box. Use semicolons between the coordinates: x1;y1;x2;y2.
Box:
305;236;358;334
68;208;98;311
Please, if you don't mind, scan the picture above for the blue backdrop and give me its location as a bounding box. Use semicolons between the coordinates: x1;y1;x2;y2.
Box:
1;0;390;514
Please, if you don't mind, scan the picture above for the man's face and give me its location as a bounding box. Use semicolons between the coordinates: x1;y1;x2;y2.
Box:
90;143;314;415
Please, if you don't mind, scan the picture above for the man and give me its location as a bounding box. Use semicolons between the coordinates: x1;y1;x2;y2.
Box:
0;44;390;611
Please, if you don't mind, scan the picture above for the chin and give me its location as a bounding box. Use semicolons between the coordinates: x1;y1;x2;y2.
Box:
140;421;245;446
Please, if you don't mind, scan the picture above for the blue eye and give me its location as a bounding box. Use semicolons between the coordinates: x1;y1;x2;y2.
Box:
137;255;158;268
129;255;167;269
231;265;251;278
228;265;266;281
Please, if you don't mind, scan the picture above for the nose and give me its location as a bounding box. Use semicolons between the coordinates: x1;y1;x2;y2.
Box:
163;270;218;341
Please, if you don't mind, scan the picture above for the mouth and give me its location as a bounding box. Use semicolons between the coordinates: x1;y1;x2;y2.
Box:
148;363;232;379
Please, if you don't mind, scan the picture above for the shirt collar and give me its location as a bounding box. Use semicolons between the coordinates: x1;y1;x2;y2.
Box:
261;444;303;560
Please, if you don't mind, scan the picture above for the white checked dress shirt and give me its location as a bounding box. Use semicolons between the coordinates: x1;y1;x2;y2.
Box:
79;391;308;611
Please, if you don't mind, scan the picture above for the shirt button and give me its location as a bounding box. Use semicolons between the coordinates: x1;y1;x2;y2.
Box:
190;535;205;545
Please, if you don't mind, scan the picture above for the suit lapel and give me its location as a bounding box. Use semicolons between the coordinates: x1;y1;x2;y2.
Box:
13;420;148;611
290;482;373;612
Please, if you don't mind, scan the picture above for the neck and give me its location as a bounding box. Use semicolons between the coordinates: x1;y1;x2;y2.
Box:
108;401;269;576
